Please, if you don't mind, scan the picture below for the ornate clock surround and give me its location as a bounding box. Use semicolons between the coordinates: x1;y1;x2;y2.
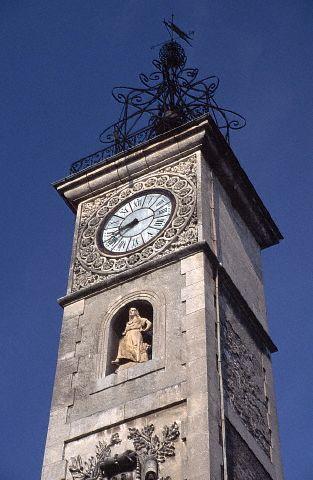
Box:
71;154;198;292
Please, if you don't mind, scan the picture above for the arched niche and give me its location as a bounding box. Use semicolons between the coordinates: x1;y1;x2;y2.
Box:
106;300;154;375
97;290;166;380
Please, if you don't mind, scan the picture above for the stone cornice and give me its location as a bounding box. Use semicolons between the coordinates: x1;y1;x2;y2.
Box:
58;241;277;354
201;120;283;249
217;263;277;354
53;115;282;250
58;242;208;306
53;117;206;212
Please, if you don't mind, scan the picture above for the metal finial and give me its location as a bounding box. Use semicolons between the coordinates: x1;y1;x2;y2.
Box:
70;25;245;175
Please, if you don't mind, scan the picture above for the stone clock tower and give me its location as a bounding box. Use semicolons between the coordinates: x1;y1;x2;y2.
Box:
41;37;284;480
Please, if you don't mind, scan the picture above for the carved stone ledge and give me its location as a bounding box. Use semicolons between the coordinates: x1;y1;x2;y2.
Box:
91;359;165;395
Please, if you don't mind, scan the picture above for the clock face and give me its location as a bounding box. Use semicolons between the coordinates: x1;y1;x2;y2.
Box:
99;191;174;254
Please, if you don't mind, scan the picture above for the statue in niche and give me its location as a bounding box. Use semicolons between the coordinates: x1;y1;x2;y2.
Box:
112;306;152;366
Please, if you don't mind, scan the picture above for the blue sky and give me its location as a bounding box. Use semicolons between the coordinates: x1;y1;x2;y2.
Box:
0;1;312;478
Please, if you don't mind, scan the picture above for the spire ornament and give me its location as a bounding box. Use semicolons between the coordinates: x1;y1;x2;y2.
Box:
70;22;245;174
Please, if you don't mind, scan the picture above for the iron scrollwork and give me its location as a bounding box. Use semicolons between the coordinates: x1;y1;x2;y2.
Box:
70;39;245;174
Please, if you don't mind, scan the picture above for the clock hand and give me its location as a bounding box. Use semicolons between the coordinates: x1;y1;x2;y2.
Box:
106;211;167;239
121;212;166;231
119;218;139;233
104;219;139;238
129;213;157;223
120;213;165;232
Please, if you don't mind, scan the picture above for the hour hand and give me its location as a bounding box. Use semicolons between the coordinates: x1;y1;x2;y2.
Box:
119;218;139;233
104;218;139;239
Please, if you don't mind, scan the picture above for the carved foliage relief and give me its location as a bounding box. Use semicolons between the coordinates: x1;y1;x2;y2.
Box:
226;422;272;480
220;298;271;457
68;423;180;480
128;422;180;464
71;155;198;292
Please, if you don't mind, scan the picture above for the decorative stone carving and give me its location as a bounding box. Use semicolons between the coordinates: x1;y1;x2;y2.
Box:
71;155;197;292
68;433;126;479
68;423;180;480
226;422;272;480
112;307;152;366
128;422;180;464
220;301;271;457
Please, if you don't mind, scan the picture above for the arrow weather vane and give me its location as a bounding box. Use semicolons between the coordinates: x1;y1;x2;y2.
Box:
163;15;194;46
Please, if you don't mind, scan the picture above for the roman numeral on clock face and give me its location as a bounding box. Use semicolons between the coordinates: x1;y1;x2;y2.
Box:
151;217;167;229
116;203;132;217
142;227;159;243
129;235;143;250
153;196;170;210
130;196;146;210
104;235;119;248
106;215;123;229
154;204;171;217
112;237;130;253
143;194;159;208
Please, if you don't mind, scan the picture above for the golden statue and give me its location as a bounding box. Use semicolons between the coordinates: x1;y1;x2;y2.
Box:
112;307;152;365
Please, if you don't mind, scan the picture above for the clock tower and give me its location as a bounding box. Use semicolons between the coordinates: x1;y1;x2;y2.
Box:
41;35;284;480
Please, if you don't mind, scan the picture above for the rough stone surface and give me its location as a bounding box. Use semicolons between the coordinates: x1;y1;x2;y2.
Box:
220;295;271;457
41;461;67;480
215;177;267;328
226;421;272;480
63;299;85;319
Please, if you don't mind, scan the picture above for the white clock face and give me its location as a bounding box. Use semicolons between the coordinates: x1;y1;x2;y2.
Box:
100;191;174;254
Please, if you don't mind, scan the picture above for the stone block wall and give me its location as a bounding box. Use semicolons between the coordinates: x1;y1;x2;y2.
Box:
42;252;223;480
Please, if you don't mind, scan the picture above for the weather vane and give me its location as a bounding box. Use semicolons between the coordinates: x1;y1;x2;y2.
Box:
163;15;194;45
70;17;246;174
